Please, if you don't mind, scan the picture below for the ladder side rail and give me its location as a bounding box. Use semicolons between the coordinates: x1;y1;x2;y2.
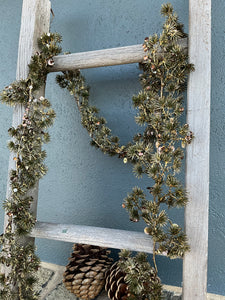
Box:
183;0;211;299
2;0;51;269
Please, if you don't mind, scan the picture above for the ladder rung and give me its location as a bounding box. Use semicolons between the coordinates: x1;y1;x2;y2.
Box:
31;221;156;254
50;38;188;72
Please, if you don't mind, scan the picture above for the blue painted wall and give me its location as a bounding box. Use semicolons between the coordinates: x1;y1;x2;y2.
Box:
0;0;224;296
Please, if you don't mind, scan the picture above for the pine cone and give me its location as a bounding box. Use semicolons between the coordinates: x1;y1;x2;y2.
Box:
105;259;162;300
105;262;129;300
63;244;113;300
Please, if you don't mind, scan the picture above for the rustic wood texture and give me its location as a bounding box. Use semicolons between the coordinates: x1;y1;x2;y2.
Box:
31;221;156;254
183;1;211;299
4;0;51;239
50;38;187;71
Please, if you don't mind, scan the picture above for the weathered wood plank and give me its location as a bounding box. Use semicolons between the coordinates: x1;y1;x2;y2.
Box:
1;2;51;293
49;38;187;71
183;1;211;299
3;0;51;257
31;221;156;254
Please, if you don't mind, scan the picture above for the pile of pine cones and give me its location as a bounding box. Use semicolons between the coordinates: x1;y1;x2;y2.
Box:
63;244;132;300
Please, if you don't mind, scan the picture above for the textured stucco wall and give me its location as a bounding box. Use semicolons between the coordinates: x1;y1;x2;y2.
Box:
208;1;225;295
0;0;224;296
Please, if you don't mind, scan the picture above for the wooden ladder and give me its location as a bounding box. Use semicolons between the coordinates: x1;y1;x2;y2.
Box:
3;0;211;299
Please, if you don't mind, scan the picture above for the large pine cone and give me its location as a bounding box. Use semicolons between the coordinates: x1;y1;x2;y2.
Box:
105;262;129;300
63;244;113;299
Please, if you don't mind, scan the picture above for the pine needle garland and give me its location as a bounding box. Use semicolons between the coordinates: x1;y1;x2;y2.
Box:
0;33;61;300
57;4;194;299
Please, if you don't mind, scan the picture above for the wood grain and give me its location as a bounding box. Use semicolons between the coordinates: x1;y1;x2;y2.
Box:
49;38;187;71
183;1;211;299
3;0;51;249
31;221;157;254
